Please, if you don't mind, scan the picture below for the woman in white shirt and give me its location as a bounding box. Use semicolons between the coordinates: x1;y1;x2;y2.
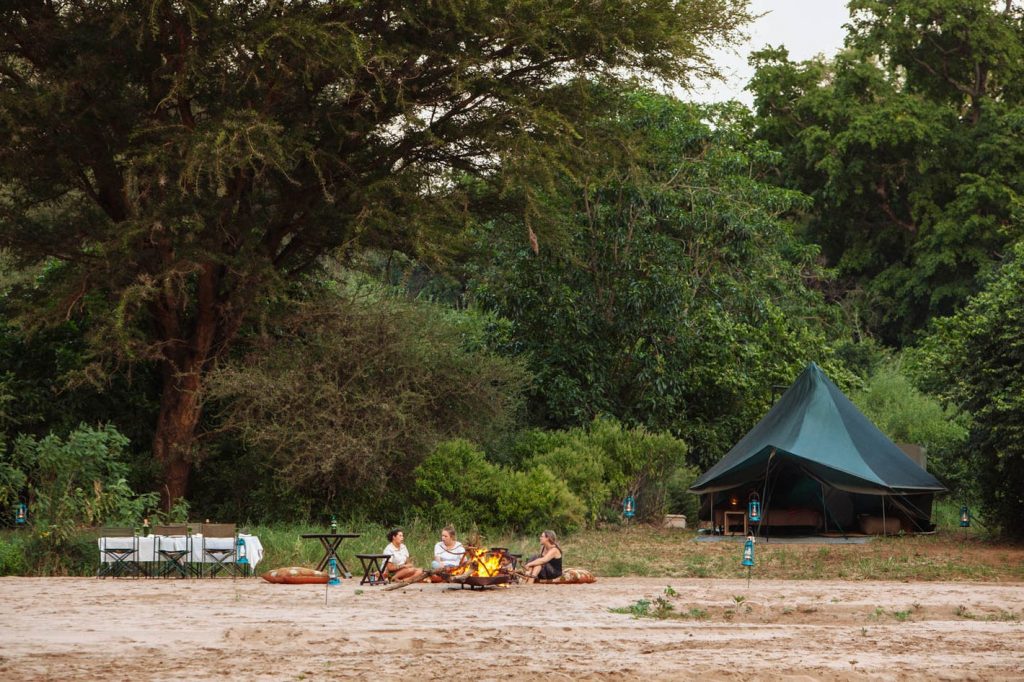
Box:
431;525;465;570
383;529;424;582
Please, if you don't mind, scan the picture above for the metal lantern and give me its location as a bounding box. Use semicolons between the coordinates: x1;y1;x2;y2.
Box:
623;496;636;519
236;536;249;565
748;494;761;523
959;505;970;528
328;557;340;585
330;515;338;534
741;535;755;567
15;502;27;525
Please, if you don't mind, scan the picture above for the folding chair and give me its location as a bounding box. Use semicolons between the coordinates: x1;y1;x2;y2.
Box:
153;524;196;578
98;527;140;578
200;523;238;577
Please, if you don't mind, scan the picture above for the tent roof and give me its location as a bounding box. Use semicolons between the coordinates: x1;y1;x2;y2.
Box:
689;363;947;495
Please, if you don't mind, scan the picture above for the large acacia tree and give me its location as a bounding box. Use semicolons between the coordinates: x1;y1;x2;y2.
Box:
0;1;752;507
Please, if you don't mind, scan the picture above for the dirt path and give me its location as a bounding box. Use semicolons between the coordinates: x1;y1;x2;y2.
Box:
1;577;1021;680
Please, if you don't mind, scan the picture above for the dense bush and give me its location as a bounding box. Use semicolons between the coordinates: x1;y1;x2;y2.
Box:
414;419;689;532
664;464;702;521
204;281;529;517
495;466;586;534
0;424;157;573
412;439;503;531
908;242;1024;538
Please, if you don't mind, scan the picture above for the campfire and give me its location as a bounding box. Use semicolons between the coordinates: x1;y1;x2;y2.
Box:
447;547;518;589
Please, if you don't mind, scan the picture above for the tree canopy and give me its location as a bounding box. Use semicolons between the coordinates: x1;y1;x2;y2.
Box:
749;0;1024;344
471;90;849;467
0;0;753;506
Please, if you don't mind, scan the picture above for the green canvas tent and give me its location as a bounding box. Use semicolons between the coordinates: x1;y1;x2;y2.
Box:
690;363;946;535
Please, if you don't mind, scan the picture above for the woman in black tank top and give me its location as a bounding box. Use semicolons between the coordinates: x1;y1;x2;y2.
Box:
524;529;562;582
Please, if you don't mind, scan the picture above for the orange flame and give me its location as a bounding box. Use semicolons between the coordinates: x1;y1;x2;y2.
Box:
449;547;508;577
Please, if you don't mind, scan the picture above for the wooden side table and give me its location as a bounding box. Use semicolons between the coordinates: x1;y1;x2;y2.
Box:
723;510;748;536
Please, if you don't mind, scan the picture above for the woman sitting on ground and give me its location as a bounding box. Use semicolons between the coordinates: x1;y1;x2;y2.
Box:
523;529;562;583
431;525;465;571
382;528;426;582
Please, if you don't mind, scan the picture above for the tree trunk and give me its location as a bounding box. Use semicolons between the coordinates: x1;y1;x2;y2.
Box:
153;359;204;511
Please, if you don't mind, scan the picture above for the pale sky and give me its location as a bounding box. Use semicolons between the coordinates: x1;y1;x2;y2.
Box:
689;0;852;105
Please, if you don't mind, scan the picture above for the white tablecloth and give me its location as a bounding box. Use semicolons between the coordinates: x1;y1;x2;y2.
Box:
98;533;264;568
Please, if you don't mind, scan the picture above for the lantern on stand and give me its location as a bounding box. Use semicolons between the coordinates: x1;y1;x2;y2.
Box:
14;502;27;526
236;536;249;576
328;557;340;585
959;505;970;528
741;533;755;587
747;493;761;523
623;496;636;523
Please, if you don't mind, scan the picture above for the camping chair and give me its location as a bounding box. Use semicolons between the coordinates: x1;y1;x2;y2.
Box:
200;523;238;577
153;524;196;578
98;527;140;578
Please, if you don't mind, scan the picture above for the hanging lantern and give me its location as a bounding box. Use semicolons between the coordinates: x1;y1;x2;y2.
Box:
748;493;761;523
741;535;755;567
15;503;27;525
236;536;249;565
327;556;340;585
623;496;636;519
959;506;970;528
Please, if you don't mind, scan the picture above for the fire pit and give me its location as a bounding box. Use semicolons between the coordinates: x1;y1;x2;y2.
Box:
446;547;517;590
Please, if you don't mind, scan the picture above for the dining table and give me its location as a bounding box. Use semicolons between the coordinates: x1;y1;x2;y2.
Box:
97;533;264;575
300;533;359;578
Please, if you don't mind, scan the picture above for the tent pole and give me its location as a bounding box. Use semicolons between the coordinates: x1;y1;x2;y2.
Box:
881;495;887;537
759;449;776;543
821;482;827;534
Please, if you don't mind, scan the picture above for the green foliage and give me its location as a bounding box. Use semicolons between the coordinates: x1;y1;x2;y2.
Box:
204;280;529;517
908;242;1024;538
0;424;157;573
472;89;847;470
501;418;690;522
750;0;1024;344
665;464;702;520
0;0;755;504
412;439;503;531
850;362;970;492
495;465;586;535
0;532;27;575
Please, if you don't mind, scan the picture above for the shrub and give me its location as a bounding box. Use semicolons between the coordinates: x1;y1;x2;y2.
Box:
205;283;529;514
665;464;702;520
527;443;609;524
582;418;689;522
1;424;157;574
412;439;502;530
495;465;586;534
0;532;27;575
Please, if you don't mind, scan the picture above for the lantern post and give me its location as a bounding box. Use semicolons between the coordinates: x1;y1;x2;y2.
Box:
741;533;755;588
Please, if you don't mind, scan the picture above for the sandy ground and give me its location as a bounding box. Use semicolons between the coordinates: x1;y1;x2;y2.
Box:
1;576;1022;680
